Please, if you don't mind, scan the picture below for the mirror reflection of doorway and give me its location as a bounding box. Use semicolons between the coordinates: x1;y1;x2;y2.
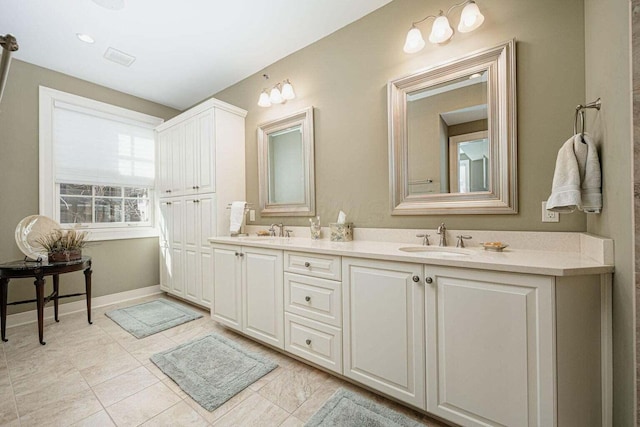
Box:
448;131;489;193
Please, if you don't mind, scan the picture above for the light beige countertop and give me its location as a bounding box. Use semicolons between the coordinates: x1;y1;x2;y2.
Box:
208;232;614;277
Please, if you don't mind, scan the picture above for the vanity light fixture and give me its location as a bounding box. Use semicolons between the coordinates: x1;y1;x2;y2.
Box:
403;0;484;53
258;74;296;108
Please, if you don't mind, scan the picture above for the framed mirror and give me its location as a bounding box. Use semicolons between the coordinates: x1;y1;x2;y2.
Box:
388;39;517;215
258;106;315;216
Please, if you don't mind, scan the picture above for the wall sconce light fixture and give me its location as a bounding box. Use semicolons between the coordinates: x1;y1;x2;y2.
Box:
403;0;484;54
258;74;296;107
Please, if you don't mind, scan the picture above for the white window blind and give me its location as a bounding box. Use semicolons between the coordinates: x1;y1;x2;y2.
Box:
53;101;155;187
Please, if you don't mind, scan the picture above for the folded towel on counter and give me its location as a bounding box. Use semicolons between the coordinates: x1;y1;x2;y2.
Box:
546;133;601;213
229;201;246;234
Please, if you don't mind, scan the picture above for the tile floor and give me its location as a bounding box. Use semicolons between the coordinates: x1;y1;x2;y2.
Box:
0;295;447;427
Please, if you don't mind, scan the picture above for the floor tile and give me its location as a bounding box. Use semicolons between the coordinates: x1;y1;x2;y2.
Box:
211;393;290;427
14;370;91;415
18;388;103;427
70;410;116;427
106;381;182;427
258;362;329;412
183;387;255;424
92;365;159;407
140;401;209;427
279;416;305;427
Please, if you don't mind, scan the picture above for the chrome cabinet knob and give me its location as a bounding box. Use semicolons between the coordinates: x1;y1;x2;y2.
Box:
305;339;311;346
412;275;420;282
305;296;311;302
425;277;433;284
304;262;311;268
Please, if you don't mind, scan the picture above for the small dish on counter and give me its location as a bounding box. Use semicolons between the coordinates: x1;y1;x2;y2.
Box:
481;242;509;252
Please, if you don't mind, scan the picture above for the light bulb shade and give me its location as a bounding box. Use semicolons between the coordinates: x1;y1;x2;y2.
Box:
403;27;425;54
281;81;295;100
258;91;271;107
429;15;453;44
270;86;283;104
458;2;484;33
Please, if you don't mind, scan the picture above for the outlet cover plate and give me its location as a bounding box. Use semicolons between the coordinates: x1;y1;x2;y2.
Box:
542;201;559;222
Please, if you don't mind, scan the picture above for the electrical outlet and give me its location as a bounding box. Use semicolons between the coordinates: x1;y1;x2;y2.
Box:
249;209;255;222
541;201;559;222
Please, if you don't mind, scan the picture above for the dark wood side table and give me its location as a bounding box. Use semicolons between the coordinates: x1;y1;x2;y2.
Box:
0;256;92;345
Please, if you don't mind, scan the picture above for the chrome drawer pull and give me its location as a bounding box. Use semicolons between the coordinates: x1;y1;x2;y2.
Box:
305;296;311;302
412;275;420;282
425;277;433;284
304;262;311;268
305;339;311;346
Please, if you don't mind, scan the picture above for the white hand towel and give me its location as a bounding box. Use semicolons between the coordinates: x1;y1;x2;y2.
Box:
546;134;602;213
580;134;602;213
229;201;246;234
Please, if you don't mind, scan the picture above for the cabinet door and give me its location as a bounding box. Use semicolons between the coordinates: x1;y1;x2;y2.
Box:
342;258;425;408
212;244;242;331
425;266;555;427
199;195;216;307
156;131;170;196
183;118;198;194
169;124;184;195
183;197;200;303
158;200;172;292
169;198;184;296
196;109;216;193
242;247;284;348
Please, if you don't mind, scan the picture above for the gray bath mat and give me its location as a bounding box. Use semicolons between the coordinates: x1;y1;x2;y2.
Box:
151;333;277;411
105;299;202;338
305;388;425;427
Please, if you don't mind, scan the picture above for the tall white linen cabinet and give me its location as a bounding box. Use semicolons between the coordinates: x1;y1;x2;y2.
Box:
156;98;247;308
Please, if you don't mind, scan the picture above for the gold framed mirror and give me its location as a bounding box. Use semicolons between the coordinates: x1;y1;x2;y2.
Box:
258;106;315;216
388;39;517;215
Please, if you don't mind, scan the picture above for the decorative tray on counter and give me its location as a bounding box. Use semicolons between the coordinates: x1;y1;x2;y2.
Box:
481;242;509;252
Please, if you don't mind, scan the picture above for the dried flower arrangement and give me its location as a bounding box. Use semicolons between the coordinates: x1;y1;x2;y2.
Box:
36;229;88;262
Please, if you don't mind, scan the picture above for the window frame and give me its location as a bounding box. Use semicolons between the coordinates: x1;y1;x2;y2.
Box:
39;86;164;241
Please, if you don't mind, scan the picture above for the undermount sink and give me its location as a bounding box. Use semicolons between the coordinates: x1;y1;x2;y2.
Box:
398;246;471;257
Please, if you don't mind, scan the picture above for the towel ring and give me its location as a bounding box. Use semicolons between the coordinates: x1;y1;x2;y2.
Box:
573;98;601;143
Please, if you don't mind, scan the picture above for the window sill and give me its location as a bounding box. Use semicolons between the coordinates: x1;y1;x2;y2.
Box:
61;226;159;242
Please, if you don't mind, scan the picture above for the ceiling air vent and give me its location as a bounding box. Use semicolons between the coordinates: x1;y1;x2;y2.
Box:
104;47;136;67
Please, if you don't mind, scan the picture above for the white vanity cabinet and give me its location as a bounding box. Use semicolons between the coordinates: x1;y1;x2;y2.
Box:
157;98;246;308
211;243;284;348
425;266;606;427
342;257;425;409
283;251;343;373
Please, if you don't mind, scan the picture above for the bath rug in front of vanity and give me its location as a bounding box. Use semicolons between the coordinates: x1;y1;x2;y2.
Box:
305;388;425;427
105;299;202;338
150;333;278;411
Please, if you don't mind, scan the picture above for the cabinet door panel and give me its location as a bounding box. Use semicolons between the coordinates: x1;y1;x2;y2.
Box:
426;267;554;427
183;119;197;194
242;247;284;348
212;245;242;331
343;258;424;408
197;110;216;193
200;250;214;307
198;195;216;246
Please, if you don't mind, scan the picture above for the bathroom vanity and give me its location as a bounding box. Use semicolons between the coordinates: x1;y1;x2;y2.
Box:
209;231;613;427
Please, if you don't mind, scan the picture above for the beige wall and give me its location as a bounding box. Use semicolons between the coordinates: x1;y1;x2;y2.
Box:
585;0;635;425
0;59;179;314
214;0;586;231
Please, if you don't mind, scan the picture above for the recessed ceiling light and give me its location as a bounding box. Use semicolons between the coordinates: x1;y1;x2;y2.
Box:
469;73;482;79
92;0;125;10
76;33;95;44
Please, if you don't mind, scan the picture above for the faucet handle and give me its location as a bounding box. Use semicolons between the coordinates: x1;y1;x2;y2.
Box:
268;227;276;237
284;229;293;238
416;233;430;246
456;235;472;248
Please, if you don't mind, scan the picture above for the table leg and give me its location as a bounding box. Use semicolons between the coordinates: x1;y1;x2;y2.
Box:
84;267;92;325
53;274;59;322
1;278;8;342
34;275;45;345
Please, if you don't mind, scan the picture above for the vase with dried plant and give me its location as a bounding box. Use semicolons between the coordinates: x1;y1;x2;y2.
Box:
36;229;88;262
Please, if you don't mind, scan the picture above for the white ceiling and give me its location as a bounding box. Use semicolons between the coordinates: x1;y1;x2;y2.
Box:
1;0;392;110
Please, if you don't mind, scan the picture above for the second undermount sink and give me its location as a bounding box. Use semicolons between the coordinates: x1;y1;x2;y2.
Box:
398;246;471;257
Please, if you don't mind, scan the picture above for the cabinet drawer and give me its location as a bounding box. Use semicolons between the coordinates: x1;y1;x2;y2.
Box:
284;273;342;327
284;251;341;281
285;313;342;374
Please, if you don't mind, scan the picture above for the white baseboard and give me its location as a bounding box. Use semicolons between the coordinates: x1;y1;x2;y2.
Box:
6;285;163;329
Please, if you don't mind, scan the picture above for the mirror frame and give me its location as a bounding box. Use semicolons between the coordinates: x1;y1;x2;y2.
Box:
257;106;315;217
388;39;517;215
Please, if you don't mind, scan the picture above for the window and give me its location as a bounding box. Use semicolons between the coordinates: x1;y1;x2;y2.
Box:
39;87;164;240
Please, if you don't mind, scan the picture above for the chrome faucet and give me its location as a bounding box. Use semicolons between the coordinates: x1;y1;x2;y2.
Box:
436;223;447;247
269;223;284;237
